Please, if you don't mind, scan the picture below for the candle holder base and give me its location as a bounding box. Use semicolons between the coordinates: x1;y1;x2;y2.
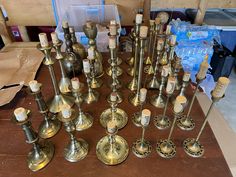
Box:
127;67;135;76
90;77;103;89
150;94;166;108
106;66;123;77
74;112;93;131
153;115;171;130
147;77;160;89
59;77;72;94
144;65;154;75
28;141;54;172
127;78;138;91
84;90;99;104
96;135;129;165
132;112;142;127
64;138;89;162
38;118;61;139
183;138;204;158
132;139;152;158
100;108;128;130
156;139;176;159
126;57;134;66
144;56;152;65
128;92;141;107
108;57;122;65
177;115;195;131
107;91;123;104
48;94;75;113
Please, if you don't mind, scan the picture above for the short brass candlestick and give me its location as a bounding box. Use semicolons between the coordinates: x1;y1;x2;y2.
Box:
177;76;205;131
153;93;172;130
150;75;167;108
89;57;103;89
156;111;180;158
53;40;72;94
129;36;146;106
58;109;89;162
100;95;128;130
13;110;54;171
96;123;129;165
72;87;93;131
183;94;223;158
37;43;74;113
28;86;61;139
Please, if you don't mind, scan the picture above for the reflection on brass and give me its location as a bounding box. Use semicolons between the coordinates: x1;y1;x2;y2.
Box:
89;57;103;89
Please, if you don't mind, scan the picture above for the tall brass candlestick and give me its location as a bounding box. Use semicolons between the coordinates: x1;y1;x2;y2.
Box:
13;107;54;171
144;20;155;65
183;77;230;157
37;33;74;114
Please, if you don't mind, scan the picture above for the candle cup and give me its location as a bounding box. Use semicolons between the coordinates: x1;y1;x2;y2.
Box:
96;122;129;165
57;109;89;162
12;109;54;171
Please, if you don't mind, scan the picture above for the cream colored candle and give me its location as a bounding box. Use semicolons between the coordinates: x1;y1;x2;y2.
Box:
38;33;49;47
62;21;69;28
161;65;169;77
166;25;171;35
51;32;59;44
87;47;95;59
110;20;116;25
109;25;117;36
140;26;148;38
166;76;176;94
197;60;209;80
14;107;28;122
183;72;191;82
212;77;230;98
141;109;151;126
107;120;117;133
69;27;75;33
109;36;116;49
71;77;80;90
61;104;72;119
29;80;40;92
83;59;90;73
140;88;147;102
110;92;117;102
135;14;143;24
174;96;187;113
157;38;165;51
86;21;93;28
149;20;155;26
170;35;177;46
155;17;161;25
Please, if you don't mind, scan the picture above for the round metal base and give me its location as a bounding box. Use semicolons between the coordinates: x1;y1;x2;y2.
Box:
153;115;171;130
127;78;138;91
156;139;176;159
84;90;99;104
132;112;142;127
96;135;129;165
177;115;195;131
128;93;141;107
126;57;134;66
132;139;152;158
107;92;123;104
144;56;152;65
100;108;128;130
183;138;204;158
74;112;93;131
108;57;122;65
147;77;160;89
127;67;134;76
28;141;54;172
59;77;72;94
106;66;123;77
90;77;103;89
150;94;166;108
64;138;89;162
48;94;75;113
38;118;61;139
144;65;154;74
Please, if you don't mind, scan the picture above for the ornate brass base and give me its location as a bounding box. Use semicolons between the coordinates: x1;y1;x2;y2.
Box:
84;90;99;104
108;57;122;65
28;141;54;172
126;57;134;66
107;91;123;104
177;115;195;131
144;65;154;74
48;94;75;113
183;138;204;158
59;77;72;94
106;66;123;77
132;139;152;158
100;108;128;130
96;135;129;165
153;115;171;130
156;139;176;159
64;138;89;162
74;112;93;131
150;94;166;108
127;67;134;76
90;77;103;89
147;77;160;89
128;93;141;107
132;112;142;127
127;78;138;91
144;56;152;65
38;118;61;139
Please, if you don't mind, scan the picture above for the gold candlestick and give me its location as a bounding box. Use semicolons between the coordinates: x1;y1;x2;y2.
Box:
96;121;129;165
89;56;103;89
173;57;182;91
13;108;54;171
57;106;88;162
106;48;123;77
144;20;155;65
126;29;135;66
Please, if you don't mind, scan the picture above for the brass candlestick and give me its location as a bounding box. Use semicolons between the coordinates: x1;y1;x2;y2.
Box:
177;76;205;131
129;34;146;106
13;109;54;171
96;121;129;165
58;109;88;162
183;94;224;158
37;43;74;113
144;20;155;65
172;80;189;105
89;57;103;89
173;58;182;91
28;86;61;139
83;22;103;78
126;26;135;66
72;88;93;131
53;40;72;94
100;93;128;130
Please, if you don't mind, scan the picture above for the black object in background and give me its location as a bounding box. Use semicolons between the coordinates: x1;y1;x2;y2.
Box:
0;36;4;49
210;42;235;81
